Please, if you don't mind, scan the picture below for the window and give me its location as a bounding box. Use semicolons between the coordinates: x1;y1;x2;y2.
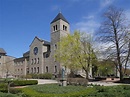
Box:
46;66;48;72
37;67;39;73
46;54;49;58
65;26;67;31
32;59;33;65
53;25;58;31
34;58;36;64
63;25;67;31
21;69;23;74
34;67;36;73
53;26;55;31
56;25;57;30
37;58;39;64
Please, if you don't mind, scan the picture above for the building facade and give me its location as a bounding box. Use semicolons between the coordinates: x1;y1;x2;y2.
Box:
0;48;15;78
13;13;71;78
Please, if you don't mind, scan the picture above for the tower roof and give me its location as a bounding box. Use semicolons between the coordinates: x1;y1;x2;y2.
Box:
51;13;69;24
0;48;6;54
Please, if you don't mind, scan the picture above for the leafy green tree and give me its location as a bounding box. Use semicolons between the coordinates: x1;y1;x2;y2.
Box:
55;31;97;79
97;59;115;76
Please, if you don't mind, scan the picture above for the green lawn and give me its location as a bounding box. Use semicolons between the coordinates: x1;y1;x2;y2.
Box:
21;84;130;97
1;83;130;97
27;84;88;94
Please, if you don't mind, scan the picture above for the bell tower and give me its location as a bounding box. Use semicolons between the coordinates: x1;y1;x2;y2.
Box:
50;13;70;74
50;12;70;44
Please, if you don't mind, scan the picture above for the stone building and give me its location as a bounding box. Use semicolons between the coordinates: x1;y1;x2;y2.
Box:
14;13;71;77
0;48;15;78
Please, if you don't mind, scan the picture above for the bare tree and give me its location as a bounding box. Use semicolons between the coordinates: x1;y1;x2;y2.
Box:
98;6;130;81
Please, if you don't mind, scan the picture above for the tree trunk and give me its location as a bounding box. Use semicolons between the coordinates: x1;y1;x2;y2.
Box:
119;64;123;81
85;70;88;79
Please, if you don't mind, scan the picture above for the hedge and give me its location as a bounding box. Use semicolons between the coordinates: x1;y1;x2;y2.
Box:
10;80;38;87
0;92;21;97
0;83;8;92
26;73;52;79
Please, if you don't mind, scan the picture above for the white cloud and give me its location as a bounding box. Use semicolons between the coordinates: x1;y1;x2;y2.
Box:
100;0;114;9
82;15;95;20
72;19;100;36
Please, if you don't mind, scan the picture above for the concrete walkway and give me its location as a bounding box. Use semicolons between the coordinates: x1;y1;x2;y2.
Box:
88;81;123;86
29;79;58;84
30;79;124;86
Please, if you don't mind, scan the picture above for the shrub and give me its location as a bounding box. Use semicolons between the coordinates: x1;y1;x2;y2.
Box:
10;80;38;87
0;83;8;92
67;78;88;86
38;73;52;79
0;92;21;97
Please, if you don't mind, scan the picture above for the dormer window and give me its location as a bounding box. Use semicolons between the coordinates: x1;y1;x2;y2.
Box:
63;25;67;31
53;25;58;31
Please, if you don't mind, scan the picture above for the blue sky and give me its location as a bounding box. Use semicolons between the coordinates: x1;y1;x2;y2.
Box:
0;0;130;58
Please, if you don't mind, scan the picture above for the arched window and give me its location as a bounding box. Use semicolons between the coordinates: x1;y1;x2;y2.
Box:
32;59;33;65
37;58;39;64
34;67;36;73
34;58;36;64
37;67;39;73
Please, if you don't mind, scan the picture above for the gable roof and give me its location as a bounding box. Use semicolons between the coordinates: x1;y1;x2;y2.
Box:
29;36;50;47
0;48;6;54
51;13;69;24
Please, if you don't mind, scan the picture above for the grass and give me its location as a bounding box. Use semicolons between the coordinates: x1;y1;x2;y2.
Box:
21;84;130;97
27;84;88;94
1;83;130;97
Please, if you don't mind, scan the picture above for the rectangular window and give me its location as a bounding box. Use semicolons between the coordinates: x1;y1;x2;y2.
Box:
37;67;39;73
65;26;67;31
63;25;67;31
56;25;57;30
46;66;48;72
53;26;55;31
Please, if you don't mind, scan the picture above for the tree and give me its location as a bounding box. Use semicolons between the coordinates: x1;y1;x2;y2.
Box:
98;6;130;81
55;31;97;79
97;59;115;77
